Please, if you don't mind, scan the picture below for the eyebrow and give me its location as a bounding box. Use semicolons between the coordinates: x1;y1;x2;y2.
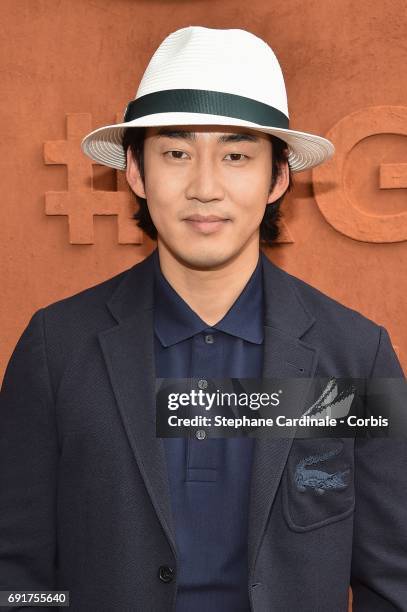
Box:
155;127;260;143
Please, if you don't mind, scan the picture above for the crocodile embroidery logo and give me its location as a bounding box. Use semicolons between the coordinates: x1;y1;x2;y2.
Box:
294;446;350;495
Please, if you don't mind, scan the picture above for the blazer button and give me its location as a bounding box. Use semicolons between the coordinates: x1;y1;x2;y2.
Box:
158;565;175;583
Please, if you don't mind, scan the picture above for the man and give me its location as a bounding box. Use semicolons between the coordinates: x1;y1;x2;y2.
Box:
1;26;406;612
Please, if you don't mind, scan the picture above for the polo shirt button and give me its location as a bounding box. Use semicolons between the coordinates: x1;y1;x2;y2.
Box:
204;333;214;344
198;379;208;389
158;565;175;583
196;429;206;440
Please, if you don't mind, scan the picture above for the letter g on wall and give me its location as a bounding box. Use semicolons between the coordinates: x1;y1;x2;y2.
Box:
312;106;407;243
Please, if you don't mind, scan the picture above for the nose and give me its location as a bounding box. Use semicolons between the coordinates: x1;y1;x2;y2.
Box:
184;154;225;203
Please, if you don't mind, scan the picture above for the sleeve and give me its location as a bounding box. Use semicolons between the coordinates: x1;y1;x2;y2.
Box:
0;308;58;602
350;325;407;611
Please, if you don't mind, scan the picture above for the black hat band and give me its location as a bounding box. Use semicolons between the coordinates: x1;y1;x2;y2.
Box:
123;89;289;130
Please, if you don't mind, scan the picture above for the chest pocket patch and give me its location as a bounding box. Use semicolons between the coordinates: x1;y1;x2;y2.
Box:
282;438;355;532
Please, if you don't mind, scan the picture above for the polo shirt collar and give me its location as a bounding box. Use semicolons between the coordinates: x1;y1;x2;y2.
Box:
153;249;264;347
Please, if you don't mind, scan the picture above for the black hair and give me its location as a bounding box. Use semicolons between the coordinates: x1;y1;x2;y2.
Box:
122;126;293;246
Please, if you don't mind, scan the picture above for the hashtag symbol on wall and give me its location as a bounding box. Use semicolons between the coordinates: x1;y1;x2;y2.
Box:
43;113;143;245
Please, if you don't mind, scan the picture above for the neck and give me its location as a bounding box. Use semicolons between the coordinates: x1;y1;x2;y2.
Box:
156;239;261;326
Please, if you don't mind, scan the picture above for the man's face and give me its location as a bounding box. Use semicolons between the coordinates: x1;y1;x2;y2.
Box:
126;124;289;269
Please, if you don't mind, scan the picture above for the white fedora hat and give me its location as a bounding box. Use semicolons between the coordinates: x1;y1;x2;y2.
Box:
81;26;334;172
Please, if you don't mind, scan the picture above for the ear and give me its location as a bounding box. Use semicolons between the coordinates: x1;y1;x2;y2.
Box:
267;160;289;205
126;147;146;198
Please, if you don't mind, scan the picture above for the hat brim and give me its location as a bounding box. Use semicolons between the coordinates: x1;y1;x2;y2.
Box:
81;112;334;172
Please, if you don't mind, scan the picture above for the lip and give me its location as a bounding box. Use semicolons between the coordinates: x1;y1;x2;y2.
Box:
185;215;228;222
184;216;230;235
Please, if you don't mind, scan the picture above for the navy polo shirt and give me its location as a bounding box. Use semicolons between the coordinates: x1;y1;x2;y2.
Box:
153;249;264;612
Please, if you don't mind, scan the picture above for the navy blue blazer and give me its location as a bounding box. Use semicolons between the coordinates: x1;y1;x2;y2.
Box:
0;249;406;611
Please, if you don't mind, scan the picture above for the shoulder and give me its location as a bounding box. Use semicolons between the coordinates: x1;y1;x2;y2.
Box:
263;254;380;333
32;260;146;384
41;264;133;328
263;257;387;376
286;269;379;331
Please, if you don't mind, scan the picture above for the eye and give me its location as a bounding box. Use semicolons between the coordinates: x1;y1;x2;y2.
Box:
165;150;188;159
224;153;249;162
164;151;249;162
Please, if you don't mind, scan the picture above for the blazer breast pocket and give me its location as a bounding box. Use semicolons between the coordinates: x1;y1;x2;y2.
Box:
282;438;355;532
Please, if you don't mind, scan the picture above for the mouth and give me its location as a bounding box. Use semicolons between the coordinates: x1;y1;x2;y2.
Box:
184;215;230;235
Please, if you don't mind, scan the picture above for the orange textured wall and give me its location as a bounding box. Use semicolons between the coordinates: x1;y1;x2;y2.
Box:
1;2;406;608
2;0;406;377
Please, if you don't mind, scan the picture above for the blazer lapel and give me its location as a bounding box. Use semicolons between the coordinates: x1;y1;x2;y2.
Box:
98;251;177;558
247;253;320;579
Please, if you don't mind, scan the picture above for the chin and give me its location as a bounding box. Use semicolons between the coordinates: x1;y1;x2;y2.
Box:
174;247;234;271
